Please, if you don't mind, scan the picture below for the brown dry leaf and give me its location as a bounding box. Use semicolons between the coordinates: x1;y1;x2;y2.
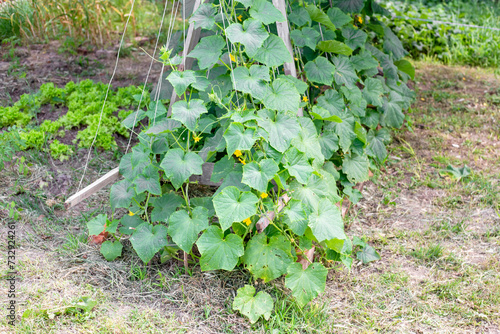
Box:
89;231;108;245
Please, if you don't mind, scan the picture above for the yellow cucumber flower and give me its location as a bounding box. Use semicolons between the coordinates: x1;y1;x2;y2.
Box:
260;192;268;199
243;218;252;226
237;14;243;21
128;211;135;216
234;150;243;157
302;95;308;102
230;53;237;62
193;135;201;143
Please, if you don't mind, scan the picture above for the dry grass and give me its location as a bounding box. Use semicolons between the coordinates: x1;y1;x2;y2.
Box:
1;62;500;333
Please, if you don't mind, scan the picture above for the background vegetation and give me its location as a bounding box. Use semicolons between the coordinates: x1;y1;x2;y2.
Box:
381;0;500;67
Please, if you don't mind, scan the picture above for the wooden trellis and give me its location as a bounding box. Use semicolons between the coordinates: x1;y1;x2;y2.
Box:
65;0;299;213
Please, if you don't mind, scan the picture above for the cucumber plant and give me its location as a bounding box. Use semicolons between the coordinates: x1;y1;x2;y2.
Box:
87;0;415;323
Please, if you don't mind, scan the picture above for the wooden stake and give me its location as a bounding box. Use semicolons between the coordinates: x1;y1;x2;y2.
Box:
167;0;203;116
272;0;302;116
65;167;120;209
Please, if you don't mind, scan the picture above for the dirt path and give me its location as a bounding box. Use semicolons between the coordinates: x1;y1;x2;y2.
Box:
0;62;499;333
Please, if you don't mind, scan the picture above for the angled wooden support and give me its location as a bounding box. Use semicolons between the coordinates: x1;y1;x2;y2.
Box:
167;0;203;116
65;167;120;209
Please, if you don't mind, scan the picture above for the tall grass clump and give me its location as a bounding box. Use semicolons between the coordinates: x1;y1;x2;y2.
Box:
0;0;33;41
0;0;164;46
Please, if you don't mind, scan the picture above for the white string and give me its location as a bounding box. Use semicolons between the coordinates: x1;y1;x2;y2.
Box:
77;0;137;191
124;0;172;154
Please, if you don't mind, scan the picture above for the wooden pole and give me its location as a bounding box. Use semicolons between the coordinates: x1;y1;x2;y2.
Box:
167;0;203;116
272;0;302;116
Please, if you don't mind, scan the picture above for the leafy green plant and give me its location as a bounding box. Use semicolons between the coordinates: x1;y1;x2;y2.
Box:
49;140;74;162
1;80;147;158
381;0;500;67
0;128;26;171
439;164;471;181
86;0;415;322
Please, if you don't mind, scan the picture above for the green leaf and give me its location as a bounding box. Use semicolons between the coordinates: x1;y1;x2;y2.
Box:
226;19;268;56
362;78;384;107
328;115;356;151
282;199;308;236
191;196;215;217
110;179;135;210
283;147;313;184
304;56;335;86
189;3;217;30
150;192;183;222
383;26;407;60
317;89;345;116
319;130;339;160
223;122;257;157
87;214;107;236
277;75;308;95
134;165;161;196
342;27;367;51
439;165;471;181
291;27;320;50
145;119;181;135
233;285;274;323
342;153;369;183
168;207;209;253
171;99;208;131
341;85;367;117
366;128;389;163
167;70;197;96
243;234;293;282
311;106;342;122
211;157;235;183
308;198;345;242
119;215;143;235
262;78;300;113
291;118;325;163
196;225;244;270
354;121;367;144
288;6;311;27
394;59;415;80
188;35;225;69
357;244;381;263
285;262;328;307
130;223;168;263
213;186;258;231
100;240;123;261
327;7;352;28
316;40;353;56
332;56;358;86
381;92;405;128
253;35;292;67
232;65;270;100
333;0;364;13
258;109;300;153
249;0;285;24
305;5;336;31
350;50;379;71
215;167;250;195
242;159;279;193
160;148;204;190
